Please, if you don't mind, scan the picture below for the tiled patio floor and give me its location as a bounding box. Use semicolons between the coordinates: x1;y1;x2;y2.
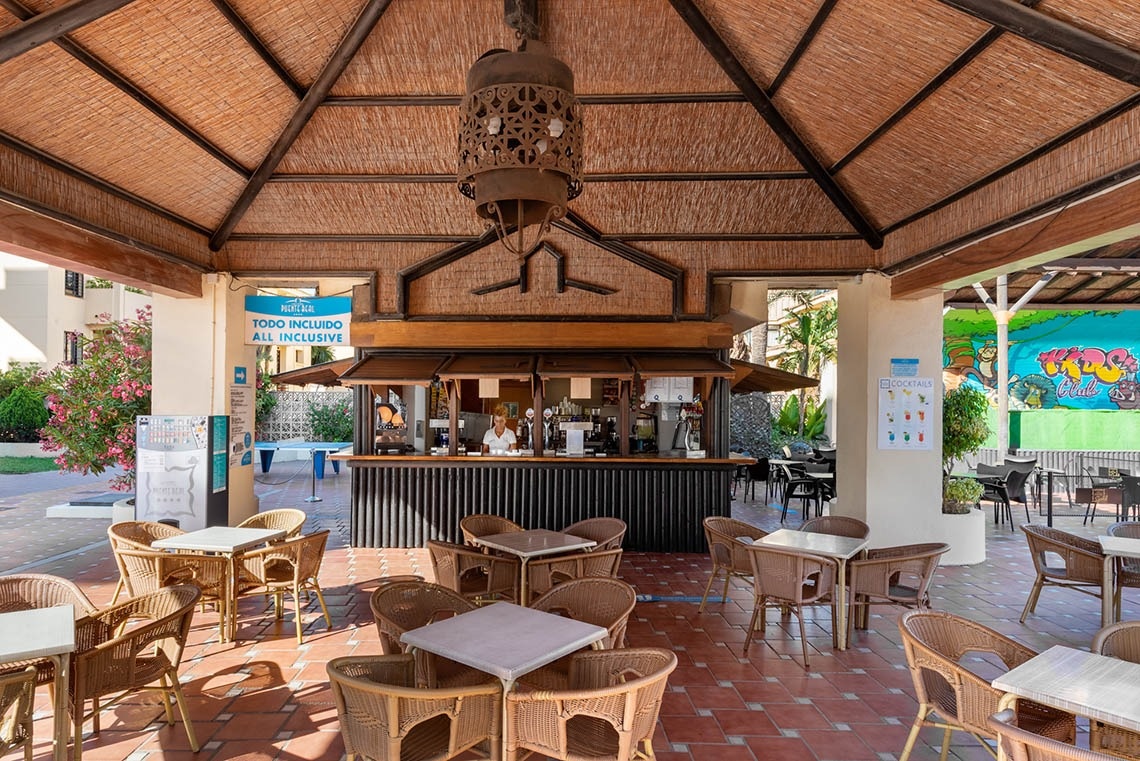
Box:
0;462;1133;761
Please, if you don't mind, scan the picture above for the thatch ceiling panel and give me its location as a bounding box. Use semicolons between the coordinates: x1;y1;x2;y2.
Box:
280;107;455;174
235;183;485;236
773;1;989;164
0;48;243;228
839;35;1134;228
407;235;674;317
574;180;853;235
228;0;361;86
0;11;17;32
1040;0;1140;51
645;239;873;274
696;0;825;87
586;103;800;173
63;0;298;167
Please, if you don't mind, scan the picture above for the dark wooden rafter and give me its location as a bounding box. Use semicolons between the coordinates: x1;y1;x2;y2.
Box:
209;0;395;251
668;0;883;249
266;170;810;183
0;0;136;64
228;233;479;243
322;93;747;106
209;0;304;98
936;0;1140;87
612;232;862;242
768;0;838;95
396;228;501;315
471;244;616;296
0;0;247;175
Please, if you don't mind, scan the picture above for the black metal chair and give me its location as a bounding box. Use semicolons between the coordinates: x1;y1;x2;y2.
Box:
779;464;820;523
743;458;769;502
976;463;1030;530
1120;474;1140;522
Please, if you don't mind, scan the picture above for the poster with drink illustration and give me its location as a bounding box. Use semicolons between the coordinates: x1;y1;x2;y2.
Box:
878;377;934;450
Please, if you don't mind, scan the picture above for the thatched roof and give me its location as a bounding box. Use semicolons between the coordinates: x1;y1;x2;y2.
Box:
1;0;1139;312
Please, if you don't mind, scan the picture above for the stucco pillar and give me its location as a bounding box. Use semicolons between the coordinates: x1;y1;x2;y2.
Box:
836;274;943;547
151;274;258;524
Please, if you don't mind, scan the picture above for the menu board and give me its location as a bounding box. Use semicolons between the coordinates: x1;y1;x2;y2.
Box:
644;376;695;403
877;377;934;450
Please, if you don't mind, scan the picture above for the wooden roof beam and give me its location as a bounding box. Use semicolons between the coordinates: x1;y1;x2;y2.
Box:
209;0;304;99
209;0;394;251
768;0;838;95
668;0;882;249
937;0;1140;87
0;0;136;65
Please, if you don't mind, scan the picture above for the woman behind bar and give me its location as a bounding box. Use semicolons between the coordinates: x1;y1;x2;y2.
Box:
482;404;518;454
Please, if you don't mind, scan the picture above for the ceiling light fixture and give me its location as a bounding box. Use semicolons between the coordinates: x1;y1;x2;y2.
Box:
457;39;583;258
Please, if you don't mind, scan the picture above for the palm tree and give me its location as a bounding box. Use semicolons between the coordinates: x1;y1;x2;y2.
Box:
775;291;837;436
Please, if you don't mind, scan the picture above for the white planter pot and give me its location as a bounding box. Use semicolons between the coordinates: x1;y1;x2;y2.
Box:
112;498;136;524
936;508;986;566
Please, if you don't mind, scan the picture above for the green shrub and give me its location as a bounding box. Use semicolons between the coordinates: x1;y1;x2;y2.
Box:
942;477;984;514
0;385;49;442
309;398;354;442
0;363;43;402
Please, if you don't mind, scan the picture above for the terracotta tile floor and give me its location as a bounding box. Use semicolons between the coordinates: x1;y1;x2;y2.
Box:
1;463;1134;760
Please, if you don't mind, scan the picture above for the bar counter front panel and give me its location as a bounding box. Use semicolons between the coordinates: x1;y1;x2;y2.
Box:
346;456;734;552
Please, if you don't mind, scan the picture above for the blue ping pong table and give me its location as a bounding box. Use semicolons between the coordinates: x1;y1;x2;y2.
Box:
255;442;351;479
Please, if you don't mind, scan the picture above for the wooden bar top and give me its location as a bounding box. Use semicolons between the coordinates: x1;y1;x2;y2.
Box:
335;452;748;465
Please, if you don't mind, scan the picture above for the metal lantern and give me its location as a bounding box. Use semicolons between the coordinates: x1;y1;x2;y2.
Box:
458;40;583;257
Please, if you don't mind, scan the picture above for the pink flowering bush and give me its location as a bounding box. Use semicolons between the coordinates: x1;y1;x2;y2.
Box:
40;307;152;490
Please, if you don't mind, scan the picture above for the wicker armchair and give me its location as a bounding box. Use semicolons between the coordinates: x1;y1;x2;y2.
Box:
368;580;489;687
0;666;35;761
990;710;1113;761
235;508;307;538
504;648;677;761
698;516;767;613
1090;620;1140;758
427;539;519;604
236;530;332;644
71;584;201;761
1106;521;1140;597
744;544;837;668
525;547;623;605
107;520;185;603
327;653;503;761
112;546;229;638
0;574;98;686
897;610;1075;761
530;577;636;649
459;514;524;546
800;515;870;539
561;517;627;550
846;542;949;639
1019;524;1105;623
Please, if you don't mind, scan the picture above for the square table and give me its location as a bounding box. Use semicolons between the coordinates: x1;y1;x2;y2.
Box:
993;645;1140;735
153;526;286;642
473;529;596;605
754;528;869;650
402;601;608;758
1098;534;1140;626
0;605;76;761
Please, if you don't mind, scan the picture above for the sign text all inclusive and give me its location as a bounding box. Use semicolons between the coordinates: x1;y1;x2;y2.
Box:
244;296;352;346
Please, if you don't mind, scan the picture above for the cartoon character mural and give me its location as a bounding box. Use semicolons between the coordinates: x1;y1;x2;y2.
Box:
943;310;1140;410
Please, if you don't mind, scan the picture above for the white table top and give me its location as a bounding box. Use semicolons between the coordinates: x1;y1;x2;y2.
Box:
153;526;285;553
475;529;596;559
400;602;607;682
804;472;834;480
993;645;1140;733
756;528;868;560
1099;535;1140;560
0;605;76;661
767;459;803;467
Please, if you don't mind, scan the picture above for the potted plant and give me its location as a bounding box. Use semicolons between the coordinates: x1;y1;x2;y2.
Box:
938;384;991;564
942;476;984;514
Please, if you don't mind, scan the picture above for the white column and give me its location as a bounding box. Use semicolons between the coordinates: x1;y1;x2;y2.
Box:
152;274;258;523
836;274;944;548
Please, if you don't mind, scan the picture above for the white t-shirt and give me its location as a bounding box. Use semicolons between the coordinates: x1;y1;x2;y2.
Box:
482;426;517;451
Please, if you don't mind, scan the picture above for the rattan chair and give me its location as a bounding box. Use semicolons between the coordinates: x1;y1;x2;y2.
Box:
368;580;488;687
1090;620;1140;758
106;520;185;603
0;666;35;761
236;530;332;644
800;515;870;539
427;539;519;604
744;543;837;668
327;653;503;761
71;584;201;761
235;507;307;537
697;516;767;613
561;517;627;550
0;574;99;687
897;610;1075;761
1019;524;1106;623
846;542;948;639
1106;521;1140;602
459;514;524;546
504;648;677;761
524;547;623;605
530;577;636;649
990;710;1112;761
113;546;229;638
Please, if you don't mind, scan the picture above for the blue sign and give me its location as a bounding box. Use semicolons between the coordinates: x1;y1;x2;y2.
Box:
244;296;352;346
234;366;247;384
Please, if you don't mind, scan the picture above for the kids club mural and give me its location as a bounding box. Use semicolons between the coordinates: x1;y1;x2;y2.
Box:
943;310;1140;410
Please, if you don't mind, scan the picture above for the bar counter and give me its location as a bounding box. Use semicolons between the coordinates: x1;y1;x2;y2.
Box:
339;453;737;552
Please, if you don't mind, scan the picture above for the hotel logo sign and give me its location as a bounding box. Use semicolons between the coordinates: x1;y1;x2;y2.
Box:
244;296;351;346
